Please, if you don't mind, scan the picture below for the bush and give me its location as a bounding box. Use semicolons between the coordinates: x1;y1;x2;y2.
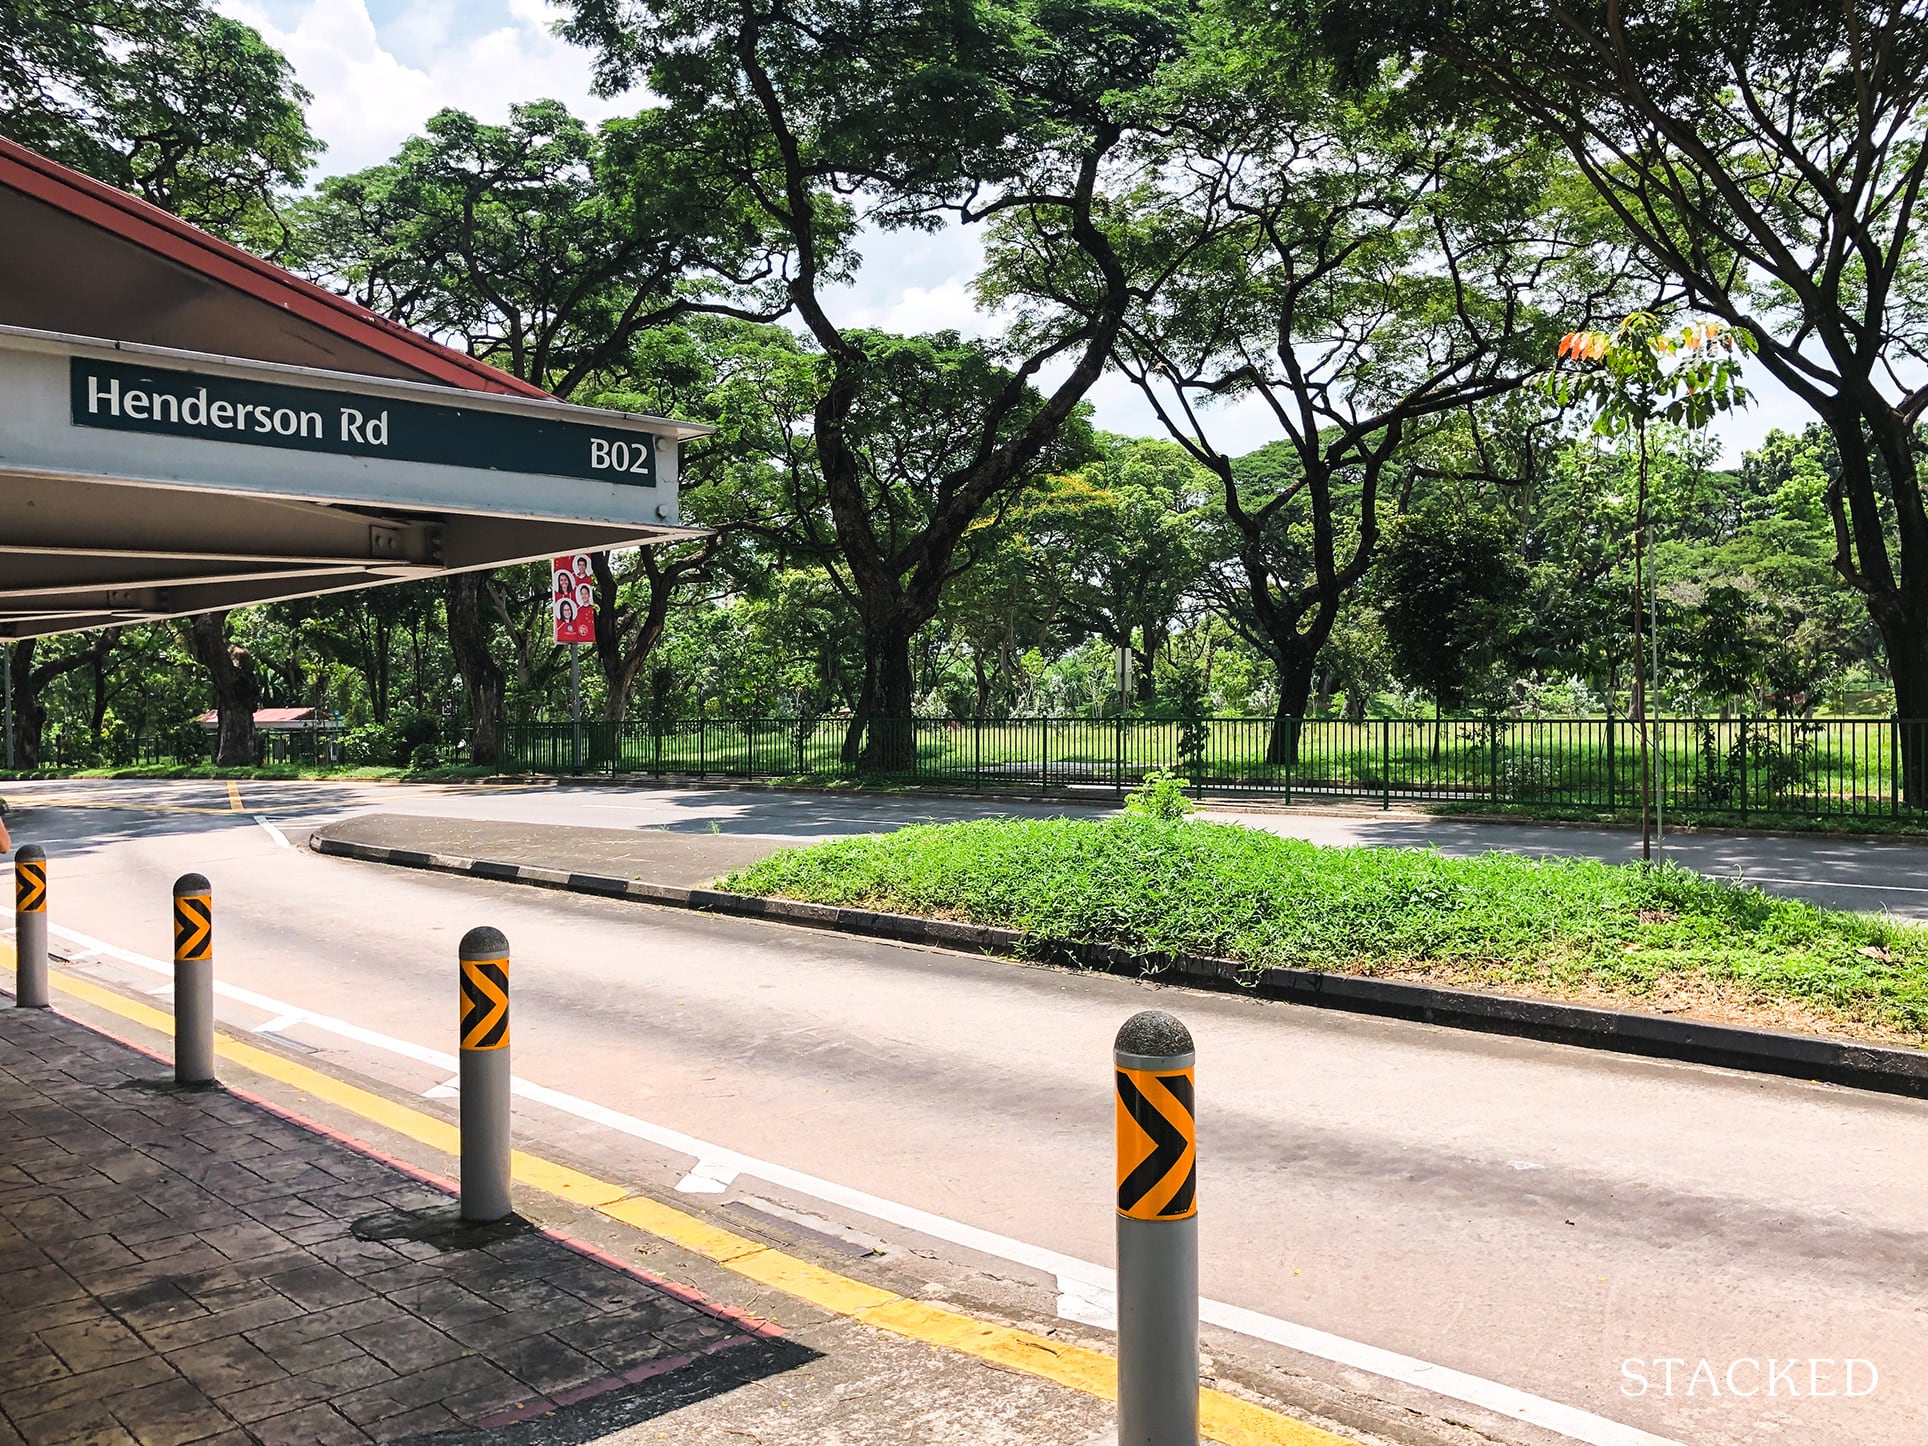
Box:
1500;753;1559;801
340;723;394;767
1124;769;1194;820
389;707;441;759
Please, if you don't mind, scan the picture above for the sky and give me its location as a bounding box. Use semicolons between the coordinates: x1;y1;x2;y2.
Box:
216;0;1806;462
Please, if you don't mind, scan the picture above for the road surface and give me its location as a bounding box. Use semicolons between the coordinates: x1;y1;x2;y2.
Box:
3;776;1924;1446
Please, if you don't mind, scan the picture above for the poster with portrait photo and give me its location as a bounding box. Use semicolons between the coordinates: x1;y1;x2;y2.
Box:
552;554;596;643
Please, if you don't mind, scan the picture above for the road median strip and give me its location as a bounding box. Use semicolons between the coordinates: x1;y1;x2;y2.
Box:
310;827;1928;1100
0;944;1357;1446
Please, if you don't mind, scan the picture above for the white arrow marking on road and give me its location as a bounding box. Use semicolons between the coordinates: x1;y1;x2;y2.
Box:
43;921;1685;1446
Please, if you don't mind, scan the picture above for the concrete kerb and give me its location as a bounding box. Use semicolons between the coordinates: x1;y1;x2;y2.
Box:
307;829;1928;1101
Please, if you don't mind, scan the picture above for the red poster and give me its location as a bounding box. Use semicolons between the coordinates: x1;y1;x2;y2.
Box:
553;554;595;644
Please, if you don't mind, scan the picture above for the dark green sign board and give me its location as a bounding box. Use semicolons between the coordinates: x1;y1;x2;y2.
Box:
70;357;658;487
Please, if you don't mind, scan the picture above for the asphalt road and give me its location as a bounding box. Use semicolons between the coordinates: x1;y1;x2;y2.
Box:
4;777;1926;1446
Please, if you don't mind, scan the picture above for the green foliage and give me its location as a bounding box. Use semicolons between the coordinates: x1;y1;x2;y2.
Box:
1160;659;1211;767
290;102;787;398
1374;506;1528;713
1544;314;1754;438
1124;769;1195;819
0;2;318;241
723;816;1928;1039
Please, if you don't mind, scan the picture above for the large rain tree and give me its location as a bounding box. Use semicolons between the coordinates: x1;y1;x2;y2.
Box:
559;0;1190;769
1007;16;1600;763
293;101;790;762
0;1;318;245
702;327;1096;758
1321;0;1928;796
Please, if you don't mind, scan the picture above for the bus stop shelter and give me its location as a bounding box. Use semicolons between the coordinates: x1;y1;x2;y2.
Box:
0;135;705;641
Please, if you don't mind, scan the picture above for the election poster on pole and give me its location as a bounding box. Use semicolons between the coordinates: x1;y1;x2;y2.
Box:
553;555;595;644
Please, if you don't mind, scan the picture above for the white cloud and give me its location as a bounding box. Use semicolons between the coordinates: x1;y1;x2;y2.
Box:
217;0;639;173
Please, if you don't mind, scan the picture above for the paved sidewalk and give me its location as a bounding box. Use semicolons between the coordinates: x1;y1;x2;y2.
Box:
0;1007;787;1445
306;815;782;888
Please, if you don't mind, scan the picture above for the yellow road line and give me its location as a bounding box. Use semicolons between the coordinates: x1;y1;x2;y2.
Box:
226;780;244;812
6;794;241;816
3;956;1355;1446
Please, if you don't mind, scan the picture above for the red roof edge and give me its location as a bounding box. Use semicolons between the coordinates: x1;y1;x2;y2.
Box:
0;136;551;400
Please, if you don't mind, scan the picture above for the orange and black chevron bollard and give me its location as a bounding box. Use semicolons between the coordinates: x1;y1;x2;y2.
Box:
459;925;513;1223
1114;1009;1199;1446
172;872;215;1084
12;842;48;1008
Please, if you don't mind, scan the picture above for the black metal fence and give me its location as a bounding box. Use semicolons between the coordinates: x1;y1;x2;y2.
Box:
499;714;1928;821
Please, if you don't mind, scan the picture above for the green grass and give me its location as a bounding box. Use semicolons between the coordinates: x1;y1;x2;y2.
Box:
0;763;503;783
720;815;1928;1045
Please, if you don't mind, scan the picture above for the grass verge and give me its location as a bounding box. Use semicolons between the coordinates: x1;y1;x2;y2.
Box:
720;815;1928;1047
0;763;503;783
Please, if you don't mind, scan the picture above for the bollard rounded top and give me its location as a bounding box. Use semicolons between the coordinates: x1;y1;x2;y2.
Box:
15;843;45;863
460;925;509;960
172;872;211;895
1115;1009;1193;1062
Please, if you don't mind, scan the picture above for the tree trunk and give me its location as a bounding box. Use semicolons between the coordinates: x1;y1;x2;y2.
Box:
1880;616;1928;810
1131;631;1157;706
446;573;505;766
1829;409;1928;808
89;651;108;761
841;656;875;766
186;612;260;767
7;640;44;769
857;621;917;772
1265;650;1317;767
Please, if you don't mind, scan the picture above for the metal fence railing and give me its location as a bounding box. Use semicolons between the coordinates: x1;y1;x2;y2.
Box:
496;715;1928;822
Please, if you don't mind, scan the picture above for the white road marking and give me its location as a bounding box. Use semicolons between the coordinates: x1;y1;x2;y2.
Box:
254;1012;305;1035
253;816;292;848
44;921;1683;1446
1743;874;1928;894
1055;1274;1117;1329
674;1159;740;1194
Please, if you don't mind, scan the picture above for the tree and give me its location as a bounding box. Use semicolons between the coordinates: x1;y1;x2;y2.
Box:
752;328;1099;757
181;611;259;767
1546;311;1752;855
1324;0;1928;798
295;101;792;761
560;0;1188;768
5;633;119;768
1374;505;1529;753
1055;17;1597;764
1031;439;1212;706
1;2;318;243
573;320;810;722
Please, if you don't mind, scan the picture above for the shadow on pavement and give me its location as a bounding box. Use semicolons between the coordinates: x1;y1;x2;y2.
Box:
0;1007;818;1444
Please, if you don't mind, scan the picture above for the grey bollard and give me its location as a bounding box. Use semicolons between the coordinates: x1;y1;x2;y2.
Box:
13;844;48;1008
1115;1009;1199;1446
458;926;513;1223
172;873;215;1084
